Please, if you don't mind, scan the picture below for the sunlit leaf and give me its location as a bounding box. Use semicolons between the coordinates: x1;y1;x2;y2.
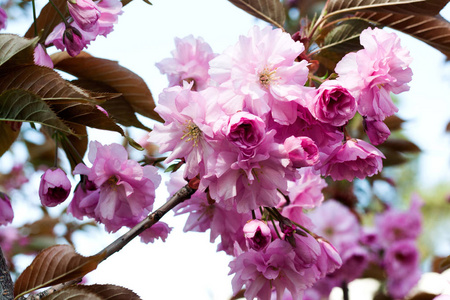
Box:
14;245;106;299
72;79;151;131
325;0;448;18
227;0;285;28
52;52;162;123
0;89;74;135
0;121;20;157
42;284;141;300
355;12;450;59
321;19;375;53
0;34;38;67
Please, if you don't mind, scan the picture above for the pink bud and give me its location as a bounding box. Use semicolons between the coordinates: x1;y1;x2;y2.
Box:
284;136;319;168
0;7;7;30
39;168;71;207
0;192;14;225
364;118;390;145
243;220;271;251
63;26;85;57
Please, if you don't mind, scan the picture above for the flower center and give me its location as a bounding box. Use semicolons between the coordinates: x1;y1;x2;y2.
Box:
107;175;119;190
258;67;278;88
181;120;202;146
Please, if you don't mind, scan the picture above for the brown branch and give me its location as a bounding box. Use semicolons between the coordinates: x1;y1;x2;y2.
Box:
0;245;14;300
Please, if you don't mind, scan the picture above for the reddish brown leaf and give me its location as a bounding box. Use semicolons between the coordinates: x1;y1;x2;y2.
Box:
42;284;141;300
228;0;286;28
24;0;68;42
52;52;162;123
326;0;448;18
0;121;20;157
14;245;106;299
384;115;405;131
408;292;439;300
355;12;450;59
382;138;421;153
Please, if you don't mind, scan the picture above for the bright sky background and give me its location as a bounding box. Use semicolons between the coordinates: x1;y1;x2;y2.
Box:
4;0;450;299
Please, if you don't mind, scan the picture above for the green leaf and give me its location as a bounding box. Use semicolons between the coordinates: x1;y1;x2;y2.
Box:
0;34;38;68
0;89;74;135
325;0;448;19
227;0;285;28
322;19;375;53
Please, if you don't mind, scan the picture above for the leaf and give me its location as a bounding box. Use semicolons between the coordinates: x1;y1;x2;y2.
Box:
439;255;450;271
0;89;74;135
384;115;405;131
355;12;450;59
382;139;421;153
0;65;92;100
325;0;448;18
0;121;20;157
52;52;163;123
42;284;141;300
72;79;152;131
227;0;285;28
321;18;375;53
0;34;38;68
24;0;68;42
14;245;106;299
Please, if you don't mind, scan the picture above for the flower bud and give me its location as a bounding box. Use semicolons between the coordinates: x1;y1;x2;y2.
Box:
243;220;271;251
363;118;390;145
284;136;319;168
39;168;71;207
63;26;85;57
0;7;7;31
0;192;14;225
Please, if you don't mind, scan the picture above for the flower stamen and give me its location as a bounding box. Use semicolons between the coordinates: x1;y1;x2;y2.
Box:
181;120;202;146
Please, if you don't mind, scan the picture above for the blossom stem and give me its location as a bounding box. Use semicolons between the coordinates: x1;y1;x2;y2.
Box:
100;184;196;260
342;281;349;300
31;0;38;37
48;0;70;27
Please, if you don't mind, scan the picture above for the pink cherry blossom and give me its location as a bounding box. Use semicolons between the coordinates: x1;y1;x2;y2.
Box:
39;168;72;207
67;0;101;31
46;23;87;57
156;35;217;90
384;240;421;299
336;27;412;121
148;84;220;179
139;222;172;243
0;192;13;225
0;7;6;30
308;199;361;252
229;239;306;300
243;220;271;251
209;25;310;124
318;138;385;181
308;80;356;126
364;118;390;145
72;141;161;232
96;0;123;36
34;44;54;68
68;178;99;220
283;136;319;168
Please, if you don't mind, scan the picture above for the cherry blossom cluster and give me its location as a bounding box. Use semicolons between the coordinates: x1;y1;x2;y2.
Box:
304;197;423;299
143;25;413;299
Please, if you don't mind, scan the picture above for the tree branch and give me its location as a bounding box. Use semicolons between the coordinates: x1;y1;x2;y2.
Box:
0;245;14;300
101;183;196;260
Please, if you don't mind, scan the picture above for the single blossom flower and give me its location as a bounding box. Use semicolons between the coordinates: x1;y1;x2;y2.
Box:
363;118;390;145
39;168;72;207
283;136;319;168
156;35;217;90
67;0;101;31
0;7;6;30
72;141;161;232
243;219;271;251
336;27;412;121
0;192;13;225
139;222;172;243
34;44;54;68
318;138;385;181
308;80;356;126
209;25;310;124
